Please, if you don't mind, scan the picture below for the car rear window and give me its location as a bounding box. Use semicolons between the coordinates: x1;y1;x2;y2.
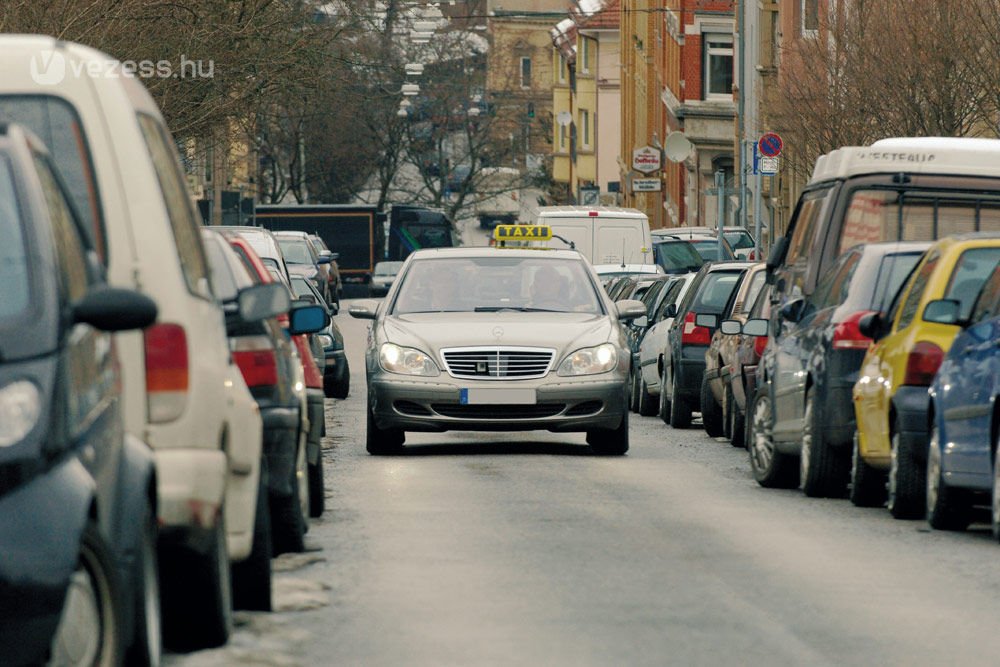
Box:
0;157;29;321
691;272;742;314
870;252;924;312
278;238;314;264
654;241;703;272
724;230;754;250
0;95;105;260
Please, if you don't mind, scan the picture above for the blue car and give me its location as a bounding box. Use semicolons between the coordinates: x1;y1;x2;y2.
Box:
927;263;1000;534
0;124;160;665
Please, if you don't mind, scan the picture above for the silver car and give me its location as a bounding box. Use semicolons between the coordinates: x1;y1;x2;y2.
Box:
349;247;646;455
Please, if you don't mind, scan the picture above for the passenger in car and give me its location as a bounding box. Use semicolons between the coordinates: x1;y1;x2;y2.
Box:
530;265;568;310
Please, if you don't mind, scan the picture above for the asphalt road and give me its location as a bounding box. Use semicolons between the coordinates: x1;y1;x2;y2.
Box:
169;303;1000;666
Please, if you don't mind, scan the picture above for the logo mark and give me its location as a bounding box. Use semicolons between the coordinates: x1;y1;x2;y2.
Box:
492;327;504;340
30;50;67;86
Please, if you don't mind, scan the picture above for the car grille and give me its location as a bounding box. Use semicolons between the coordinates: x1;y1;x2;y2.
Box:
431;404;565;419
441;347;555;380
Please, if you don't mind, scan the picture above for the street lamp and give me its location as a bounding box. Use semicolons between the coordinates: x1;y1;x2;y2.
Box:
401;83;420;96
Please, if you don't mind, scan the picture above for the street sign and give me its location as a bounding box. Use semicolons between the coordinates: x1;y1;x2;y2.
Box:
632;146;662;174
758;156;779;175
632;178;661;192
758;132;783;158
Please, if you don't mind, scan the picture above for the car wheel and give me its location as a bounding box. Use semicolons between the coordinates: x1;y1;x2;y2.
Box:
747;386;798;488
926;423;971;531
161;515;232;651
308;446;325;518
125;503;161;667
888;425;926;520
800;391;849;498
668;366;692;429
658;365;671;424
272;441;308;554
629;367;641;413
366;401;405;455
700;375;724;437
728;388;745;448
50;523;123;667
587;410;629;455
637;375;656;417
849;431;887;507
232;463;273;611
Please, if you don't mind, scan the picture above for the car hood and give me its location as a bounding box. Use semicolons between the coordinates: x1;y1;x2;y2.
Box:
381;312;614;358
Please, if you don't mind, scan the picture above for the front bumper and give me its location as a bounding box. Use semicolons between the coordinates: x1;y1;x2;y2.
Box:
370;372;628;433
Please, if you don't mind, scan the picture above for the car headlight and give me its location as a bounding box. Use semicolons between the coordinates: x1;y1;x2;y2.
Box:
317;334;334;348
379;343;439;376
0;380;41;447
557;343;618;376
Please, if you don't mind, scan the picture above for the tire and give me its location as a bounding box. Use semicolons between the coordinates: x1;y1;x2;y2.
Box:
700;375;724;437
366;401;405;455
747;386;799;488
308;447;325;518
849;431;887;507
637;375;657;416
125;504;161;667
272;440;308;554
728;388;746;448
629;367;641;413
161;516;232;651
668;366;692;429
658;364;671;424
888;426;926;520
50;523;124;667
800;391;850;498
233;464;273;611
992;429;1000;542
926;423;971;531
587;410;630;455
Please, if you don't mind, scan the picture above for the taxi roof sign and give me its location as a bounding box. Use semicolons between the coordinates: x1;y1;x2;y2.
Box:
493;224;552;241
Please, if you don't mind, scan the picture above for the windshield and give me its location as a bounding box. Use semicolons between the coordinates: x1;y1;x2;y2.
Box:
0;157;29;321
278;238;314;264
690;239;733;261
392;256;603;315
838;188;1000;255
723;230;754;250
654;241;704;273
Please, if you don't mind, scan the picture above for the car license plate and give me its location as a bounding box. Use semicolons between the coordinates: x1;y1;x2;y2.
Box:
460;388;536;405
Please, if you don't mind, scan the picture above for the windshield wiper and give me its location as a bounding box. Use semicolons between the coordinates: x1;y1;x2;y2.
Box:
474;306;563;313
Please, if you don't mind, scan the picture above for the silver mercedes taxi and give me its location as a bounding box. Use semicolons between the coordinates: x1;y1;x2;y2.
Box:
349;245;646;455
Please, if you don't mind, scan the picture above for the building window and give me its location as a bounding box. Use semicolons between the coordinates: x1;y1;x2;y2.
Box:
579;109;590;147
520;57;532;88
704;33;733;99
802;0;819;34
559;123;567;149
581;38;591;73
558;53;567;83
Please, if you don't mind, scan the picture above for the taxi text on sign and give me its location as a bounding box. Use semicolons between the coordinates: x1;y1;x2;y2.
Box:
493;225;552;241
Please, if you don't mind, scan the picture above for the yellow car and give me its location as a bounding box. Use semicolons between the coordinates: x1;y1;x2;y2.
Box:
852;234;1000;519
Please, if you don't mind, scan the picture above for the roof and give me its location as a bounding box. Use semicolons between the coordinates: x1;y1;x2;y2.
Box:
810;137;1000;185
535;206;648;220
408;247;584;260
577;0;619;29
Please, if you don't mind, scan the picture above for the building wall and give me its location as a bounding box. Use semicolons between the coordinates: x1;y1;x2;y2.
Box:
595;30;621;193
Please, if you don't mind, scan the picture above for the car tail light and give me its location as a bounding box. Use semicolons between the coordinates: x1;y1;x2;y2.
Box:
232;335;279;387
681;312;712;345
144;323;188;423
833;310;876;350
753;335;768;357
903;341;945;386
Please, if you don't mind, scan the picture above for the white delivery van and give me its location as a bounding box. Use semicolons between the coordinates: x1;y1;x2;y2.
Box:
535;206;653;266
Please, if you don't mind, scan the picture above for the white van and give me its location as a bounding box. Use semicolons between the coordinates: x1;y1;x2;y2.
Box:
535;206;653;266
0;37;267;649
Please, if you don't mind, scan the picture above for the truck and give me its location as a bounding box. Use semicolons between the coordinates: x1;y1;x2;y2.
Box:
387;205;456;261
254;205;385;294
534;206;653;266
474;167;522;229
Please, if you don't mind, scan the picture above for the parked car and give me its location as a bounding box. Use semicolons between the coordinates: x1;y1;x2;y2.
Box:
309;233;342;303
853;234;1000;518
0;123;159;667
222;227;328;523
0;36;265;649
594;263;664;282
635;274;696;416
275;230;334;307
744;242;930;494
720;284;772;447
290;273;352;399
926;263;1000;533
660;262;753;428
652;237;705;274
623;276;675;410
700;263;767;439
370;260;405;297
654;226;756;259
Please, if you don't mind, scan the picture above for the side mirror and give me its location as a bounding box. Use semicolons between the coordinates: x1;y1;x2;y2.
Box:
695;313;719;329
633;315;649;328
779;297;806;324
720;319;742;335
857;311;884;341
742;318;769;337
73;286;158;332
349;299;379;320
615;299;647;321
288;303;330;334
329;252;339;261
317;255;332;265
765;236;788;279
663;302;678;319
238;283;291;322
923;299;962;325
319;250;333;259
